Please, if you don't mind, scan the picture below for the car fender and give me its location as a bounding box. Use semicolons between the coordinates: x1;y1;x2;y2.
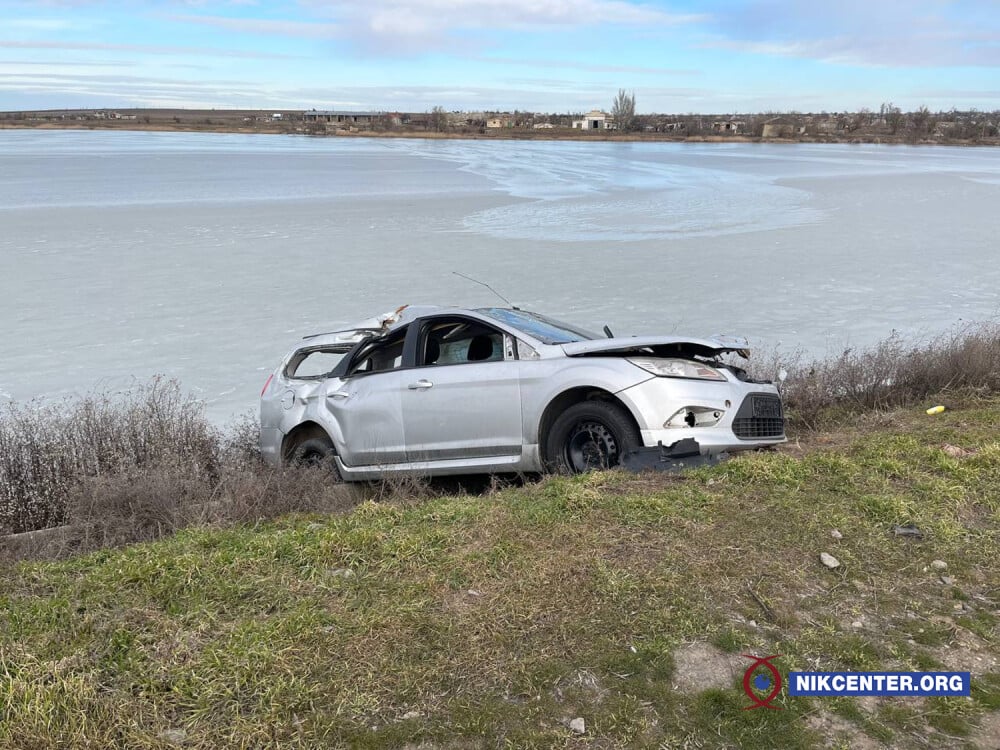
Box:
277;380;350;458
520;358;652;444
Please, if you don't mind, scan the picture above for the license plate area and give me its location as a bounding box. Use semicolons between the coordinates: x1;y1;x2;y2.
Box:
752;397;783;419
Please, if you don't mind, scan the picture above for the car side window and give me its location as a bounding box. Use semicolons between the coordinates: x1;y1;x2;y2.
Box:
346;328;407;376
516;338;539;360
419;320;506;367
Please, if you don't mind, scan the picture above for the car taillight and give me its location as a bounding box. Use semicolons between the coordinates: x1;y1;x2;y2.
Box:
261;373;274;396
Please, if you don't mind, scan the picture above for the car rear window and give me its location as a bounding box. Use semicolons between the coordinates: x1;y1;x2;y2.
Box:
477;308;598;345
286;347;351;379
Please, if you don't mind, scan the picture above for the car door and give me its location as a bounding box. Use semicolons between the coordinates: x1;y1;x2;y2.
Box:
402;316;522;463
322;327;409;467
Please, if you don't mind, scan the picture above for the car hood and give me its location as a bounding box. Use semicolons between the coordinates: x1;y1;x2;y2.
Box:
560;335;750;359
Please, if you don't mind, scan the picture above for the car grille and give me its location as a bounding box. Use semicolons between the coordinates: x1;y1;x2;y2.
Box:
733;394;785;440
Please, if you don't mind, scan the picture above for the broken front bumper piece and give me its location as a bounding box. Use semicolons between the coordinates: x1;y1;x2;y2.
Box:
621;438;728;473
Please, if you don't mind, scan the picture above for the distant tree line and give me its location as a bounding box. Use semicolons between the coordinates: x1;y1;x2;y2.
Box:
3;104;997;142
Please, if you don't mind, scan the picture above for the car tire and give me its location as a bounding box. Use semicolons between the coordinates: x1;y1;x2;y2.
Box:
545;400;641;474
291;437;342;480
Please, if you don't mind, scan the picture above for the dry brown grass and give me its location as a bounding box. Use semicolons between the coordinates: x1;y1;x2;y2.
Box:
0;380;359;551
744;322;1000;429
0;379;218;535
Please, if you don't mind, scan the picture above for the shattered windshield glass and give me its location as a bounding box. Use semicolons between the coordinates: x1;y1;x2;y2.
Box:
477;308;599;345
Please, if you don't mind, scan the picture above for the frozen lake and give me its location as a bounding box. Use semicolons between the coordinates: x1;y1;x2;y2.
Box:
1;130;998;421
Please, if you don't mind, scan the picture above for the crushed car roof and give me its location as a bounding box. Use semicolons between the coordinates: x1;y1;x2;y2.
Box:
300;306;751;358
301;305;445;343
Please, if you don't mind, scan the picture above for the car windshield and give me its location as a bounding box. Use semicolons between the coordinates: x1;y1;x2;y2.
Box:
476;308;599;345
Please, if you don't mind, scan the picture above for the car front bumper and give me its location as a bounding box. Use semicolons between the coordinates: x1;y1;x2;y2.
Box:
617;373;786;455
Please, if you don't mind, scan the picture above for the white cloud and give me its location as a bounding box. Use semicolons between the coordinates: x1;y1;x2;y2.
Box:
0;38;296;59
167;14;341;39
475;55;699;76
303;0;704;52
2;18;83;31
700;0;1000;68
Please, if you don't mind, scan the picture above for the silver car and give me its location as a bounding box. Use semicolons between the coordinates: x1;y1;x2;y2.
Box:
259;305;785;479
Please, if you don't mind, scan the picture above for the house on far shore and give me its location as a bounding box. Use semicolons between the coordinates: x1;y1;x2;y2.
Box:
572;110;615;130
712;120;745;134
303;111;382;127
486;116;513;129
761;117;803;138
91;110;137;121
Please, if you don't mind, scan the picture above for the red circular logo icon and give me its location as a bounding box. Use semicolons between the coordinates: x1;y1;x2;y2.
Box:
742;654;783;710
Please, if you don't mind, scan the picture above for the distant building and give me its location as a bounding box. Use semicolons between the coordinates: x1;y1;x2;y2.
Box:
486;116;513;128
761;117;799;138
532;122;555;129
816;118;841;134
712;120;745;134
89;110;137;121
572;110;615;130
303;111;382;126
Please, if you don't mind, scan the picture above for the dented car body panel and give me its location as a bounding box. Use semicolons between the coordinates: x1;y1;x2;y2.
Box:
260;306;786;479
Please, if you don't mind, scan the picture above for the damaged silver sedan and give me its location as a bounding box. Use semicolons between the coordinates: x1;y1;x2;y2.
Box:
260;306;785;479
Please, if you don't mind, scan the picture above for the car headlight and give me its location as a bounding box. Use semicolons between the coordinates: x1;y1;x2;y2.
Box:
627;357;726;381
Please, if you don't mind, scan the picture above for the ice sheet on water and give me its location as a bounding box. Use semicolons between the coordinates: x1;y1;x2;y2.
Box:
3;132;1000;422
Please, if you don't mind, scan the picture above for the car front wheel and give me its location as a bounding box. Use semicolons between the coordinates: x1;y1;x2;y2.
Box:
545;401;641;474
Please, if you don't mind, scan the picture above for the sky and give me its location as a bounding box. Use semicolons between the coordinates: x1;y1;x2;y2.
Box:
1;0;998;113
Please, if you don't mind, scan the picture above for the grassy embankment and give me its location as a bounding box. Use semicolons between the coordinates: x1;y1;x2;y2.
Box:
1;327;999;748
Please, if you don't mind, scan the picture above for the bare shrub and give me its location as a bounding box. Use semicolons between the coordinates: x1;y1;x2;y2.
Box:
744;322;1000;429
222;410;263;470
0;379;219;534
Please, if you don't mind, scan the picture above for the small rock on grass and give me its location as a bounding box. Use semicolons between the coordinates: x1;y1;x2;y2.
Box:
931;560;948;571
400;710;422;721
941;443;974;458
569;717;586;735
159;729;187;745
328;568;355;578
830;529;843;540
820;552;841;569
941;575;956;585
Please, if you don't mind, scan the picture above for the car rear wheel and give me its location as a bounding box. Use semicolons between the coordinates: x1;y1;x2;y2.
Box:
291;437;342;479
545;401;641;474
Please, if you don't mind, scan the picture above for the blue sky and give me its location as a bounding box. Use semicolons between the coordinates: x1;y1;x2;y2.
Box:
1;0;998;113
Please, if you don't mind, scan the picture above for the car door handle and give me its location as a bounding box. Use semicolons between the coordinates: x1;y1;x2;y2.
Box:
328;391;351;400
407;379;433;390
